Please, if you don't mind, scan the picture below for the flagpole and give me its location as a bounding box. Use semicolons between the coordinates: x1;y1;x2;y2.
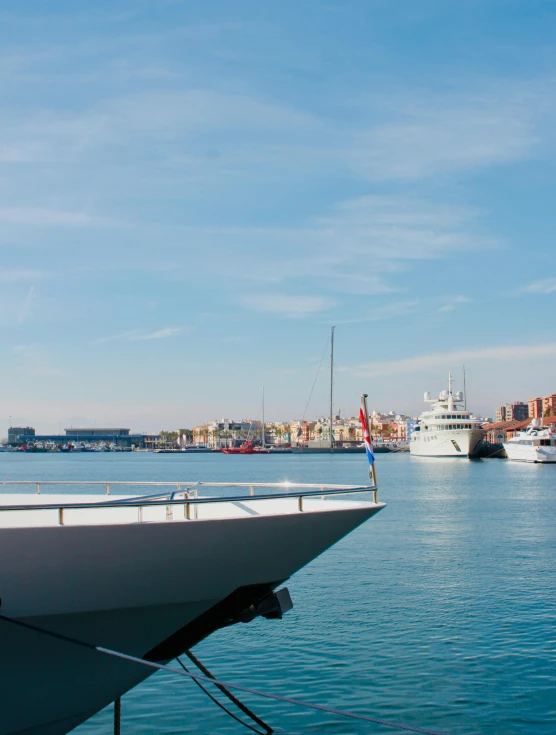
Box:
361;393;378;489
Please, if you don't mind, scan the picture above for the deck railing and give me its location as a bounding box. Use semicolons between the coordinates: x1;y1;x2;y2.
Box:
0;481;379;525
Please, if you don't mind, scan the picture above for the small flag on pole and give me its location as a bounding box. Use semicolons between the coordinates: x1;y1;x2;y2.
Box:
359;403;375;467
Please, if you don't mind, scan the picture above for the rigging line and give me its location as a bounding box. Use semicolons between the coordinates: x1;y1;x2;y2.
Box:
301;334;330;423
0;613;449;735
177;657;268;735
184;649;272;733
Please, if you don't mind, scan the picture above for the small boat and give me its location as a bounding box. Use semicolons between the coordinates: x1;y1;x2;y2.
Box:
503;419;556;463
221;440;269;455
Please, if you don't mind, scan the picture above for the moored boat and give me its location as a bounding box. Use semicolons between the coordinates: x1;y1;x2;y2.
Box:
410;373;484;458
220;440;269;454
503;419;556;463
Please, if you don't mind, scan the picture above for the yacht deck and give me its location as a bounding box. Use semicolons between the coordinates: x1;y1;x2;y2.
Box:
0;481;381;528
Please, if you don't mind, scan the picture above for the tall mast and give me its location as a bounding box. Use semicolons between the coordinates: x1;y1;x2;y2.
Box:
330;326;335;452
261;385;265;448
463;365;467;411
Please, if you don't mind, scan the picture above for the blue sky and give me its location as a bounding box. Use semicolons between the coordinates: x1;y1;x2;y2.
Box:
2;0;556;433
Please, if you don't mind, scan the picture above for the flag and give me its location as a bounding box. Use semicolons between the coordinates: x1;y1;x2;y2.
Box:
359;407;375;466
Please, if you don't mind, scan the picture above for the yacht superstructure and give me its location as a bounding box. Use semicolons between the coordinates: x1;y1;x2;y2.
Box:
0;479;383;735
410;374;484;458
503;419;556;463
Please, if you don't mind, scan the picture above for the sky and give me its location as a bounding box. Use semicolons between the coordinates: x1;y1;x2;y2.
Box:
2;0;556;434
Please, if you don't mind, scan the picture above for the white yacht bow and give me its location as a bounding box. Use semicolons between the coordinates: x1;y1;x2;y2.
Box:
0;479;383;735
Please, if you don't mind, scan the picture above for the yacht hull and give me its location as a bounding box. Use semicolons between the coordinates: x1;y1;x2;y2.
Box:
503;444;556;463
410;429;483;458
0;503;382;735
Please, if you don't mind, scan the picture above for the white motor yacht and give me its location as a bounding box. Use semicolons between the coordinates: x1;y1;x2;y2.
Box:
410;373;484;458
503;419;556;463
0;478;384;735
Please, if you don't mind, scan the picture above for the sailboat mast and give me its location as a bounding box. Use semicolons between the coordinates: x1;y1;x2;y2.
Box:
330;326;335;452
261;385;265;448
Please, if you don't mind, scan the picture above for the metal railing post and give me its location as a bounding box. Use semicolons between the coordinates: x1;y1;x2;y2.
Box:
58;507;65;525
106;483;110;495
298;496;304;512
36;482;40;494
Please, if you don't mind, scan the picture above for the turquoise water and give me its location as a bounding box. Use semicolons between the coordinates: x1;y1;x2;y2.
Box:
1;452;555;734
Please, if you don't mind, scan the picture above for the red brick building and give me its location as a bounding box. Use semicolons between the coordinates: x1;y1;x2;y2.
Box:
542;393;556;417
528;397;543;419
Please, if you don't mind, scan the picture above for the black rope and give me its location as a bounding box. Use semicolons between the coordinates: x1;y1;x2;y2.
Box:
177;657;267;734
184;649;272;733
0;613;449;735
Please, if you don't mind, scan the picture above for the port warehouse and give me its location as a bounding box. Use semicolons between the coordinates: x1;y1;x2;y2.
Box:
7;428;158;449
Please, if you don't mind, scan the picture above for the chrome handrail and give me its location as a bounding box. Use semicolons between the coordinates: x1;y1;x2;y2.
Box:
0;482;379;514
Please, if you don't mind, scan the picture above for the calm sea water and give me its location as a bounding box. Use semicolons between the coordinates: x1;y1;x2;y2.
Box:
1;452;555;735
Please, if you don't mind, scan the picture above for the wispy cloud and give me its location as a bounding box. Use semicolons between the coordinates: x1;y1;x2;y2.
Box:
437;295;473;313
521;278;556;295
12;343;62;376
96;326;186;343
17;286;35;325
0;207;91;226
240;293;335;317
347;342;556;378
333;300;420;325
130;327;185;340
0;269;44;283
350;82;548;181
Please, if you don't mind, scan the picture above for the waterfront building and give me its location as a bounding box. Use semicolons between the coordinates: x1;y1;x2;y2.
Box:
12;428;157;449
496;402;529;423
528;397;543;420
193;419;261;448
8;426;35;445
542;393;556;417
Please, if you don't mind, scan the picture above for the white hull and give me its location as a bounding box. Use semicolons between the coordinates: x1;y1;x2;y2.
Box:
410;429;483;458
0;497;382;735
503;443;556;463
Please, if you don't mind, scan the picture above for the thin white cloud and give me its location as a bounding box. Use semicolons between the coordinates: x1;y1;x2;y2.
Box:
333;300;420;325
348;342;556;378
130;327;185;340
17;286;35;325
241;293;335;317
437;295;473;313
0;269;44;283
12;343;62;376
350;82;547;181
521;278;556;295
0;207;91;226
96;327;186;343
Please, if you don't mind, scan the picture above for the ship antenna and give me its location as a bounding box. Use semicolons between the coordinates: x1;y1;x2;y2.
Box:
463;365;467;411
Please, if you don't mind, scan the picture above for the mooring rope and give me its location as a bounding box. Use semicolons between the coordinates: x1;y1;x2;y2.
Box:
177;656;269;734
182;649;272;733
0;613;449;735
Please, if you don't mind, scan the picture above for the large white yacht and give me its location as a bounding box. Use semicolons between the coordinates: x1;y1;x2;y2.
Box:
0;478;384;735
410;374;484;458
503;419;556;463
